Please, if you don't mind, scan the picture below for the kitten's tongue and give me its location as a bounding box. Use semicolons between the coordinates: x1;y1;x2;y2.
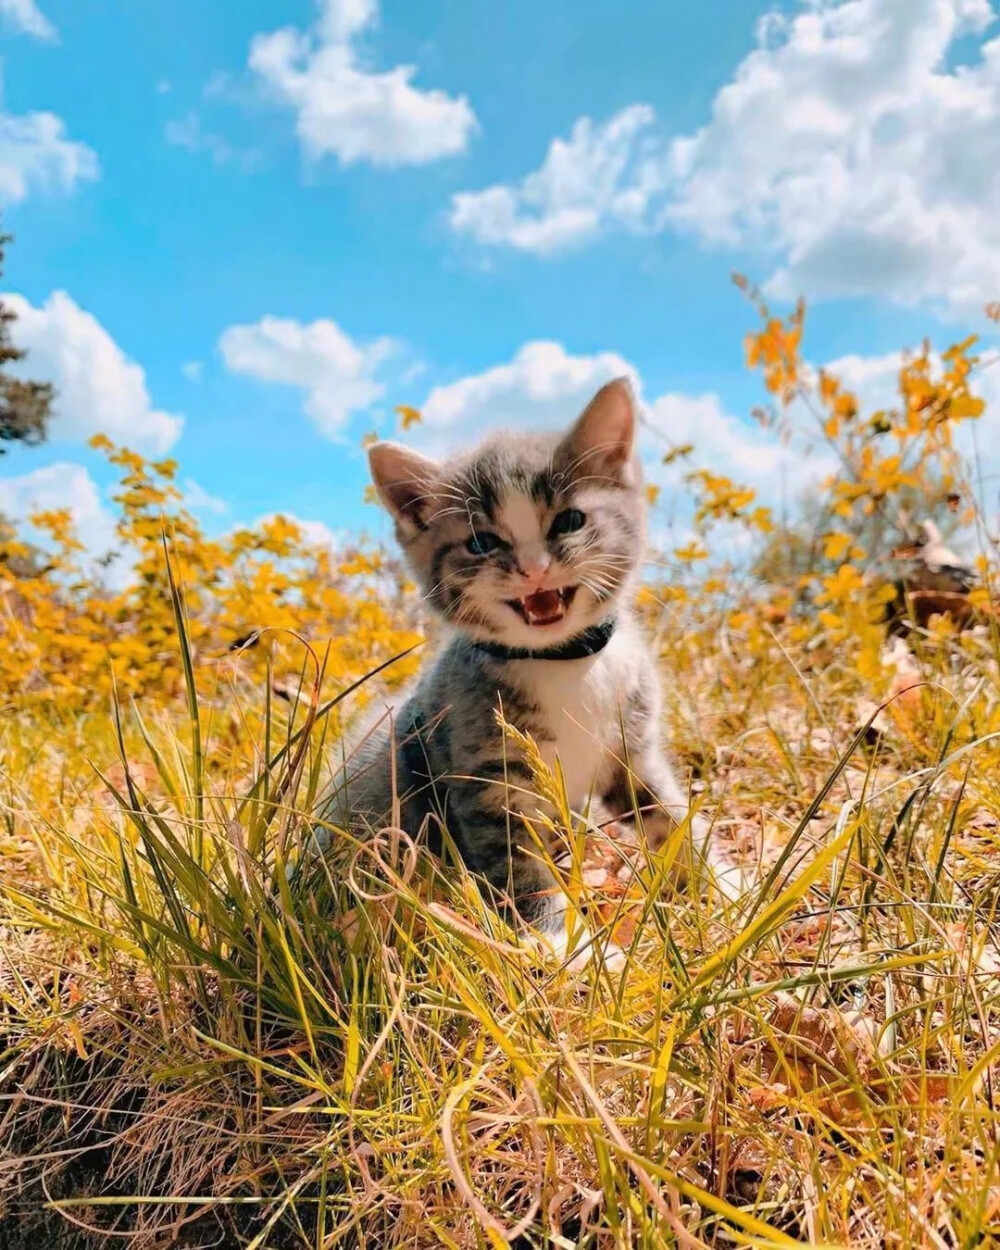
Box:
521;588;564;625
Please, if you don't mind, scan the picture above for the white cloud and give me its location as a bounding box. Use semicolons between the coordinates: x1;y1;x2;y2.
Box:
252;512;342;551
181;360;204;383
817;352;907;415
0;0;55;40
823;347;1000;421
165;112;260;170
421;341;640;440
287;516;340;550
183;478;228;516
5;291;183;454
450;1;1000;314
219;314;393;438
0;111;98;203
0;462;117;559
248;0;476;167
648;391;835;496
666;0;1000;312
414;339;834;498
450;106;664;254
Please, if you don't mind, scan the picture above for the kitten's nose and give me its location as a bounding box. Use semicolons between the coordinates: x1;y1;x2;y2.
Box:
519;550;552;584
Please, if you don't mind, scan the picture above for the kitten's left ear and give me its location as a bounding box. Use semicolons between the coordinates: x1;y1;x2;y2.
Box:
559;377;637;481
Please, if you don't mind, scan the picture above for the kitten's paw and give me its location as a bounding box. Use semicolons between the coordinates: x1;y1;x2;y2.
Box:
526;927;625;976
693;820;750;904
703;847;749;904
593;939;626;975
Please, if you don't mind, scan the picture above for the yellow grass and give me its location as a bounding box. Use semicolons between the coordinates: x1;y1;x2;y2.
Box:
3;298;1000;1247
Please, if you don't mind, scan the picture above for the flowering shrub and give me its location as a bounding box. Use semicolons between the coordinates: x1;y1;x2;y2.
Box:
0;435;422;713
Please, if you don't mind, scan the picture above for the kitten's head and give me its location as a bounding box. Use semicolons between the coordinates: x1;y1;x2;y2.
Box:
368;378;646;648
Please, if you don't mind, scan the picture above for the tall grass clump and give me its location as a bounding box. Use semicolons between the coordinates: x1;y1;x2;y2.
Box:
3;295;1000;1247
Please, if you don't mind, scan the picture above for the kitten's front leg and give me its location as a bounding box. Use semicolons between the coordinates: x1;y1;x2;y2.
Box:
606;752;745;903
447;779;621;971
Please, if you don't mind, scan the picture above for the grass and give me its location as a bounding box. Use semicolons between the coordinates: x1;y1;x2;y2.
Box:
3;588;1000;1249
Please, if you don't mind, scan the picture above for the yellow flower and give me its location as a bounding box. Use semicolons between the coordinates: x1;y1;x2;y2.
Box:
395;405;423;429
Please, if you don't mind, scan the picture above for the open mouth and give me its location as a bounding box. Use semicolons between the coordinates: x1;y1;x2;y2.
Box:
507;586;577;627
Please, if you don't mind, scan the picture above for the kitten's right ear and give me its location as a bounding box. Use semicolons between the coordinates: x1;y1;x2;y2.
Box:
560;377;637;481
368;441;441;532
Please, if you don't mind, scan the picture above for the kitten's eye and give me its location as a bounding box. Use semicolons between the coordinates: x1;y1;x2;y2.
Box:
550;508;586;538
466;530;503;556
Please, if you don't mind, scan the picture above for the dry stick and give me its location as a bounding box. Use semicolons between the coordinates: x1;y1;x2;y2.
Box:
345;946;409;1202
559;1047;670;1222
440;1070;544;1243
565;1040;818;1246
345;827;419;903
559;1046;709;1248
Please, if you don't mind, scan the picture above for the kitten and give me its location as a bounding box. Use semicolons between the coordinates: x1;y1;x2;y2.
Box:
323;378;743;964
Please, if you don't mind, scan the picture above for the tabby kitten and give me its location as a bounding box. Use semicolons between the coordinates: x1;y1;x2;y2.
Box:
325;379;742;963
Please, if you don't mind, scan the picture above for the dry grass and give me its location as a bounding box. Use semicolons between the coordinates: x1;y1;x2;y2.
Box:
3;578;1000;1250
4;301;1000;1246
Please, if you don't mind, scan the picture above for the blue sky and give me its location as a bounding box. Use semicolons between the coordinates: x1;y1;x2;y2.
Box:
2;0;999;558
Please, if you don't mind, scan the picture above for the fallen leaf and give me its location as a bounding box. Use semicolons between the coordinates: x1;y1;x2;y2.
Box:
762;991;879;1122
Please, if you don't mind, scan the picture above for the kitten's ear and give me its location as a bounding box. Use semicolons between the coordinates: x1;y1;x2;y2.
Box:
368;441;441;531
560;377;637;480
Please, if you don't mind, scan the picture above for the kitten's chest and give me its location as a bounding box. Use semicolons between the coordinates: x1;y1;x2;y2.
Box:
513;655;626;801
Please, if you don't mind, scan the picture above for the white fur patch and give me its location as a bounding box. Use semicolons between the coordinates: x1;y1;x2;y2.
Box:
508;621;646;812
498;494;543;546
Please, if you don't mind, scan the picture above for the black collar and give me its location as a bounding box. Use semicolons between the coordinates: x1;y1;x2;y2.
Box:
472;618;616;662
